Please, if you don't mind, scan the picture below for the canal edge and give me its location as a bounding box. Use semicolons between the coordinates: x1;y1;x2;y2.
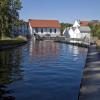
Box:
77;45;90;100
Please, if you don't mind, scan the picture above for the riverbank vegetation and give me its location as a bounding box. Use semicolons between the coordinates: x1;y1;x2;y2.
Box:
0;36;27;50
0;39;26;46
0;0;28;48
89;23;100;39
89;23;100;47
0;0;22;39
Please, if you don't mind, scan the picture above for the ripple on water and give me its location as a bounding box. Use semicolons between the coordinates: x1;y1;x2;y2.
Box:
0;41;88;100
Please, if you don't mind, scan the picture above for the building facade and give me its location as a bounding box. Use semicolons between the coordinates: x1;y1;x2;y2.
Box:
29;19;61;37
63;20;91;41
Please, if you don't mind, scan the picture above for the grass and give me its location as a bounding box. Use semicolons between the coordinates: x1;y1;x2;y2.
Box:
0;40;26;46
0;36;27;47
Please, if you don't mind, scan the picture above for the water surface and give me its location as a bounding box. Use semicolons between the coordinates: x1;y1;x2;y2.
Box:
0;41;88;100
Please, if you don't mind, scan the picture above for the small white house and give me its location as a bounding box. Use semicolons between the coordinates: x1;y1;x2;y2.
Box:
29;19;61;37
63;20;91;42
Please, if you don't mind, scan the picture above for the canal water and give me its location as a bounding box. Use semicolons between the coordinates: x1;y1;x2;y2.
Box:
0;41;88;100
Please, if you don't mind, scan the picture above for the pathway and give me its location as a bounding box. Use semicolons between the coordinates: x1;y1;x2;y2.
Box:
79;45;100;100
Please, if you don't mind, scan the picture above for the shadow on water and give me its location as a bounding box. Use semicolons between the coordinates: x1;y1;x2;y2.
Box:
0;47;24;100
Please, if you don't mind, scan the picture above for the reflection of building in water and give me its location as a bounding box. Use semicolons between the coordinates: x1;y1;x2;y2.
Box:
69;45;88;59
69;45;79;56
73;46;79;55
29;41;59;59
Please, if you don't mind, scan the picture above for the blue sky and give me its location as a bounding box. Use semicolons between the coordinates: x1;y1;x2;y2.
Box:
19;0;100;23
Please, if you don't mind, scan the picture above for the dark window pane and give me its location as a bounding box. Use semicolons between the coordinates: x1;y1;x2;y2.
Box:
55;29;56;33
50;29;52;33
41;29;43;33
35;28;38;33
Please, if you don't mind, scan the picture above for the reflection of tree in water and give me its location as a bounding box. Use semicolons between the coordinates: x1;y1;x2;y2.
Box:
0;47;24;99
0;84;15;100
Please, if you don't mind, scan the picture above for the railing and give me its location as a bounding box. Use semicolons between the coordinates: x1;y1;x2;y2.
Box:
34;35;91;47
54;36;91;47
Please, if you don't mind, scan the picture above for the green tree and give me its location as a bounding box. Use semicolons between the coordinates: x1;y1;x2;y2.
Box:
60;23;72;35
0;0;22;39
89;23;100;39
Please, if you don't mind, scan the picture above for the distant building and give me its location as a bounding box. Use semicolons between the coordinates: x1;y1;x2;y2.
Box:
29;19;61;37
91;20;100;23
90;20;100;26
80;20;100;26
63;20;91;42
80;21;89;26
12;21;29;37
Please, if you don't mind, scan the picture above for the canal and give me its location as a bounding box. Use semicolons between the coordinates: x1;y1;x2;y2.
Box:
0;40;88;100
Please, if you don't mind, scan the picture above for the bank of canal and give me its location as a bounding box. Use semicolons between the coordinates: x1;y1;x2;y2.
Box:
0;39;27;51
79;45;100;100
0;41;88;100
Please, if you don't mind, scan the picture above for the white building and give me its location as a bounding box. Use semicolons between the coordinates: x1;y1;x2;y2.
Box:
63;20;91;42
29;19;61;37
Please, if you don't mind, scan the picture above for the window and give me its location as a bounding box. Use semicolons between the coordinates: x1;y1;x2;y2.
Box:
41;29;43;33
35;28;38;33
50;29;52;33
45;28;47;32
54;29;56;33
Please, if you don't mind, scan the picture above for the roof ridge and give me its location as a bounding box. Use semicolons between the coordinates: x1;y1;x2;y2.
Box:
29;19;59;21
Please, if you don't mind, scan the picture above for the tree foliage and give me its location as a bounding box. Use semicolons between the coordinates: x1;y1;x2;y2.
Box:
89;23;100;39
60;23;72;34
0;0;22;39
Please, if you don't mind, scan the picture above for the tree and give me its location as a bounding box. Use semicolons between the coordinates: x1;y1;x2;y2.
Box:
60;23;72;35
89;23;100;39
0;0;22;39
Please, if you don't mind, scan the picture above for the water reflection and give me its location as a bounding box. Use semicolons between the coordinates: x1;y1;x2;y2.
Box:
0;41;88;100
29;40;59;60
0;48;24;84
0;47;24;99
0;84;15;100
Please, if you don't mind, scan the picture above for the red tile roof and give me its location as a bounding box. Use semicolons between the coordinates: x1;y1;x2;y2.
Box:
29;19;61;28
80;21;89;26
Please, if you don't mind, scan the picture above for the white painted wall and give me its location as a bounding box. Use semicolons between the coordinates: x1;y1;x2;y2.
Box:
31;28;60;37
69;28;75;38
74;27;81;38
73;20;80;27
29;22;33;36
64;28;90;39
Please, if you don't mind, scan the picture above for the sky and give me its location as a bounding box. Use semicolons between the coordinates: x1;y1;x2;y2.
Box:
19;0;100;23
